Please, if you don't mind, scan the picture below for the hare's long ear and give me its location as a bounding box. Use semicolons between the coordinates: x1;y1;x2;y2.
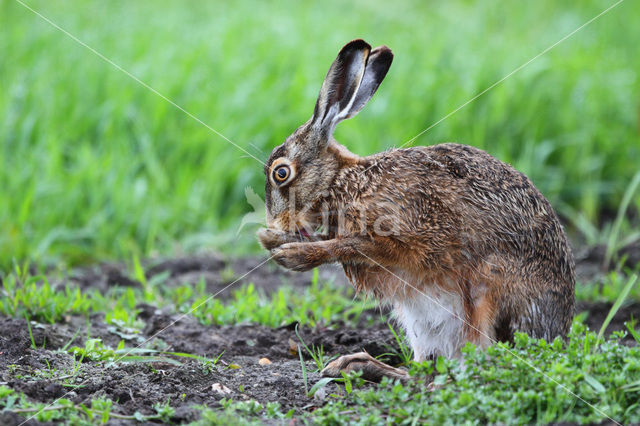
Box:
344;45;393;119
311;39;371;134
311;40;393;136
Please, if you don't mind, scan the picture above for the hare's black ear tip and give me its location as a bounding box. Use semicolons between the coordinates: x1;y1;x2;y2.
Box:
342;39;372;52
373;45;394;62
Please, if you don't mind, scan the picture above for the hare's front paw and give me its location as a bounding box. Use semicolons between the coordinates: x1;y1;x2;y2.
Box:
257;228;297;250
271;242;325;272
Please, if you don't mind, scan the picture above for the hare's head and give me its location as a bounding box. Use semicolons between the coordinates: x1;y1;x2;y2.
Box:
263;39;393;234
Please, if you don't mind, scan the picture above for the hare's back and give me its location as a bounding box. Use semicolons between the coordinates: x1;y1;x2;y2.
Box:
423;143;530;188
401;143;574;282
417;143;550;216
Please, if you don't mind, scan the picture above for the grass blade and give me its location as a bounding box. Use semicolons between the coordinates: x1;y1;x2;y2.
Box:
298;344;308;396
596;274;638;343
604;171;640;269
114;356;182;366
625;320;640;344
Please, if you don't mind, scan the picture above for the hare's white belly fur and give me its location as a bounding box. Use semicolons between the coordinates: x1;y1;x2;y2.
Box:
393;286;465;361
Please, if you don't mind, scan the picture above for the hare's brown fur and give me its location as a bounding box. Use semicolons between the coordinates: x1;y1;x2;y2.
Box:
258;39;575;362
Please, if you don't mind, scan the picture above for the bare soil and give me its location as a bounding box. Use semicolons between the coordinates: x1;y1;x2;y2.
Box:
1;251;638;425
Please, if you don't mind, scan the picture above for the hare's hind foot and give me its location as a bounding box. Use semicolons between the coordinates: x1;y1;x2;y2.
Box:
321;351;409;383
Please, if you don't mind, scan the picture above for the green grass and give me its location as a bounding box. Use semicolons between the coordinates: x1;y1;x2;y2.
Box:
2;258;631;333
0;386;176;424
306;325;640;425
0;264;377;327
1;0;639;269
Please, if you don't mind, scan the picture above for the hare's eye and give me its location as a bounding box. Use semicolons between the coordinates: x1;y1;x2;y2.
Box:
273;165;290;183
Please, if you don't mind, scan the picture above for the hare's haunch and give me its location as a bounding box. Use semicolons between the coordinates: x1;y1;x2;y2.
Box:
258;39;575;378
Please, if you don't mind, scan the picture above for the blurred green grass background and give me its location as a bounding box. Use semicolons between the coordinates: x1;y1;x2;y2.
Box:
1;0;639;269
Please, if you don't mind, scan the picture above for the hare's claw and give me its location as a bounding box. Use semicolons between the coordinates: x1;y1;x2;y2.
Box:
321;351;409;383
271;242;323;272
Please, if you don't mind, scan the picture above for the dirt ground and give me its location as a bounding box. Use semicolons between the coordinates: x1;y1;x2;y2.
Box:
1;247;639;425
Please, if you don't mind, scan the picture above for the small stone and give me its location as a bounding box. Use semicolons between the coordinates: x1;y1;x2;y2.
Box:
288;338;298;356
211;383;232;395
313;387;327;401
258;357;272;366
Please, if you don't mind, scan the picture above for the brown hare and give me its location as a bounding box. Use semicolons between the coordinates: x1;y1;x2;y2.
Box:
258;39;575;381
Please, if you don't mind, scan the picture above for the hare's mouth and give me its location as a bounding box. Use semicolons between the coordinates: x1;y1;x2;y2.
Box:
295;227;316;242
291;224;326;242
299;228;311;239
